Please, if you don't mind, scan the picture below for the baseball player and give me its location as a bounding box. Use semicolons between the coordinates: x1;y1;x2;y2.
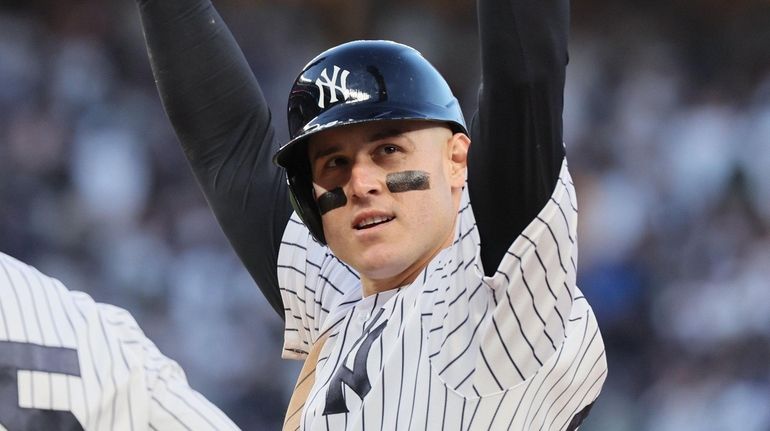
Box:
0;251;240;430
136;0;607;429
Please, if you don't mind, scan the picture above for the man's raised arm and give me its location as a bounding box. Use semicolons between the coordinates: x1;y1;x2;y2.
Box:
136;0;291;317
470;0;569;275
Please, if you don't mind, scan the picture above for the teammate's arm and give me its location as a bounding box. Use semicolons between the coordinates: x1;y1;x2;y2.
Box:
0;252;240;430
136;0;291;317
96;304;242;431
469;0;569;275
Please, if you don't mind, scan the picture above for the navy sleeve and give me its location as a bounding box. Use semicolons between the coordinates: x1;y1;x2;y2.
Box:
136;0;291;318
469;0;569;276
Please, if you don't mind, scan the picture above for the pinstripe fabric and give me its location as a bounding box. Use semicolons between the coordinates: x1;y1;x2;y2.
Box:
277;160;606;430
0;252;240;430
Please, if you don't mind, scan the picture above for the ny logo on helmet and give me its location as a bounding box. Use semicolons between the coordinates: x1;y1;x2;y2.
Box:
315;65;351;109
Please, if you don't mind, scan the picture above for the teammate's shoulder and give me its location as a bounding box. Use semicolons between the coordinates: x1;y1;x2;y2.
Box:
2;251;78;295
0;251;117;318
0;251;35;274
0;251;58;293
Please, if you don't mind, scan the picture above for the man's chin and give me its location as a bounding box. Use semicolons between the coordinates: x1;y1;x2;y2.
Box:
357;261;410;284
357;263;403;281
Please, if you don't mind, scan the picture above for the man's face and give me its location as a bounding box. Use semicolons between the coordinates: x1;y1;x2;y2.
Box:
307;120;470;292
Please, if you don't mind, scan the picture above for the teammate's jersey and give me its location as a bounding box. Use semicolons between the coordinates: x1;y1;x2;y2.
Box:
0;252;239;431
277;161;606;430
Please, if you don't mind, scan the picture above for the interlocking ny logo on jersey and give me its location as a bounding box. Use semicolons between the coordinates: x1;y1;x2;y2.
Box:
324;309;386;415
315;65;351;108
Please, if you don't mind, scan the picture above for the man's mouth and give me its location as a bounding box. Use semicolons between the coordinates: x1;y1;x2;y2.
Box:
355;216;395;230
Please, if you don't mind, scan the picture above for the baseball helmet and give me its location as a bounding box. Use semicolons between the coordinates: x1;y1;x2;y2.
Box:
274;40;468;244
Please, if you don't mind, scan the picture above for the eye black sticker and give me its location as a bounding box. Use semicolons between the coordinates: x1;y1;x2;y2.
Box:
317;187;348;215
386;171;430;193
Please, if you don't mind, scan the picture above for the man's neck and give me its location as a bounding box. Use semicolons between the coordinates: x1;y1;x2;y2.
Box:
360;229;454;298
360;264;425;298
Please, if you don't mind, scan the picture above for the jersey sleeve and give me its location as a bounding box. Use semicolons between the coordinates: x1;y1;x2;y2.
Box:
136;0;291;318
469;0;569;276
472;162;602;390
423;164;606;427
277;214;362;360
99;304;241;431
475;163;606;423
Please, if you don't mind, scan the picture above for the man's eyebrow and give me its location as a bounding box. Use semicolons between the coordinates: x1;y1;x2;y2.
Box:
369;128;404;142
311;144;341;161
311;128;405;161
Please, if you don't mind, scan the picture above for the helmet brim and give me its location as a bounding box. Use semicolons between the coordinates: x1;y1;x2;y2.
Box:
273;101;467;170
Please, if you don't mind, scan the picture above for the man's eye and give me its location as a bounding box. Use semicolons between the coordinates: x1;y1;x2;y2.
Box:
326;157;346;169
380;144;400;155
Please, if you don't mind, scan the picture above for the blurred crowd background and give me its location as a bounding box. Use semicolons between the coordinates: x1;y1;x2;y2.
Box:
1;0;768;429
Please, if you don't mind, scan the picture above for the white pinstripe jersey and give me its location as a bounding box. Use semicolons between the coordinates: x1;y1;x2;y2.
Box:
278;160;607;430
0;252;239;431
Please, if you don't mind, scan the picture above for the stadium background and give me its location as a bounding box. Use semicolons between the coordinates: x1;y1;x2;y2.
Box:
0;0;769;429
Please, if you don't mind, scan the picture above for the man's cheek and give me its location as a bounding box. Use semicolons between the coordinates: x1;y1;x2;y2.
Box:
317;187;348;215
386;171;430;193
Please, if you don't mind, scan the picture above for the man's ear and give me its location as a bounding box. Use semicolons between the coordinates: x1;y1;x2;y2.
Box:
448;133;471;188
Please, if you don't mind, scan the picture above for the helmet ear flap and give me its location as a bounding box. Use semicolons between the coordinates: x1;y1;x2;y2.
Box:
287;164;327;245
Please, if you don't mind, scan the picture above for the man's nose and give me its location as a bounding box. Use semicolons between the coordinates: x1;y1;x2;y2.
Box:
348;161;382;199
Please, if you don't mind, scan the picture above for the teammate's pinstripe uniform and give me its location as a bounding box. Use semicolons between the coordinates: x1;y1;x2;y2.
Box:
0;252;239;430
278;162;605;430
